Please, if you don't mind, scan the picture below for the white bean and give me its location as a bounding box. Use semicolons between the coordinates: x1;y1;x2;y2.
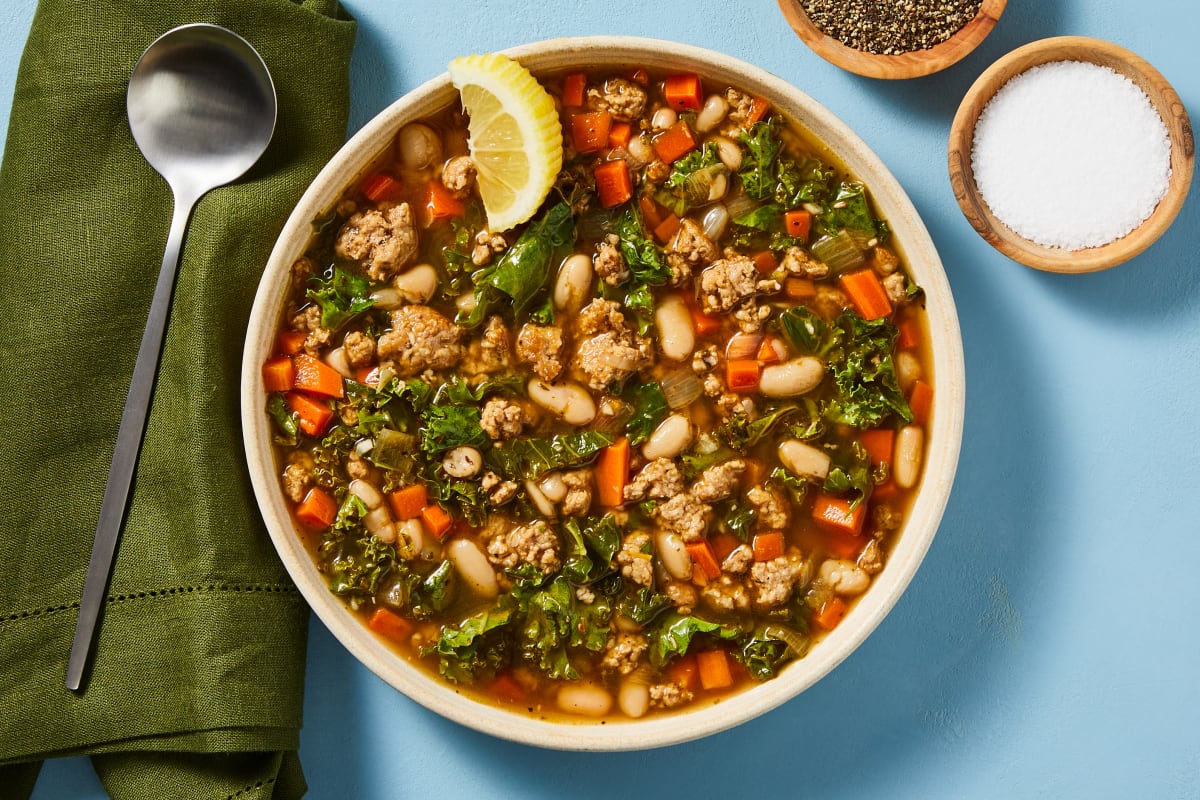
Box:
711;135;743;171
392;264;438;304
627;134;655;167
554;253;593;311
362;505;393;540
654;294;695;362
895;350;922;391
819;558;871;596
442;446;483;478
651;107;677;132
455;291;477;314
447;538;498;598
556;682;613;717
527;379;597;426
759;356;825;398
641;414;693;461
395;518;424;560
524;479;558;518
324;346;352;379
396;122;442;170
618;678;651;718
894;424;924;489
694;94;730;133
539;471;567;503
778;439;831;481
348;478;384;509
655;531;693;580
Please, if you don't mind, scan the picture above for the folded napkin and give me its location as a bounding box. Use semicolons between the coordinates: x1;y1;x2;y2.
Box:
0;1;355;797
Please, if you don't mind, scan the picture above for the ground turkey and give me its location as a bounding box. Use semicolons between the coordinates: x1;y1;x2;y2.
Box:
376;305;463;377
515;324;565;382
690;459;746;502
616;531;654;587
651;493;712;543
441;155;476;198
666;218;719;286
601;633;647;675
480;397;526;440
585;77;648;121
487;520;561;576
575;331;647;391
623;458;685;502
749;553;811;609
593;234;630;286
335;202;418;282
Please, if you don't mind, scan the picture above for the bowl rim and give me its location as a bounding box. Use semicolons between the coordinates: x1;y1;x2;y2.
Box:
776;0;1007;80
947;35;1195;273
241;34;966;751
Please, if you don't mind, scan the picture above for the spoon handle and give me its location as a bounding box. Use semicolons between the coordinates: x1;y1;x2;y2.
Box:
66;189;199;692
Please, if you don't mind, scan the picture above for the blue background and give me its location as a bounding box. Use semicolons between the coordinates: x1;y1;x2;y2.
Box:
4;0;1198;797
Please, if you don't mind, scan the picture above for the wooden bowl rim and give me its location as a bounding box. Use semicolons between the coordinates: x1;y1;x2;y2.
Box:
948;36;1195;273
776;0;1007;80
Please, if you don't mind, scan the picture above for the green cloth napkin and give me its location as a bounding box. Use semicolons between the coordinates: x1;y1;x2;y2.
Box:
0;1;355;797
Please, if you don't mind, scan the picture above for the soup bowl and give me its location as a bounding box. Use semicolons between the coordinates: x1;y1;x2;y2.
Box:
241;36;965;750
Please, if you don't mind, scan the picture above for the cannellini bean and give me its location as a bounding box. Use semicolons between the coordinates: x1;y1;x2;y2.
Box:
618;678;651;718
370;287;405;310
641;414;693;460
627;133;655;167
524;479;558;518
711;135;743;171
539;471;567;503
556;682;613;717
694;94;730;133
705;171;729;202
655;531;693;580
554;253;593;311
396;122;442;170
759;356;825;398
348;479;384;509
895;350;922;391
363;505;394;542
778;439;831;481
654;294;695;362
324;346;352;378
528;379;597;425
395;518;424;560
392;264;439;304
819;558;870;596
447;538;498;598
701;203;730;241
651;107;677;132
894;424;924;489
442;446;482;478
455;291;477;313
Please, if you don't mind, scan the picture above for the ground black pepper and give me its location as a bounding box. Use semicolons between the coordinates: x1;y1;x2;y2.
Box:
800;0;983;55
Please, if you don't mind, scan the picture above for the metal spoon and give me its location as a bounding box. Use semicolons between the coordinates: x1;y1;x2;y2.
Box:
66;23;277;692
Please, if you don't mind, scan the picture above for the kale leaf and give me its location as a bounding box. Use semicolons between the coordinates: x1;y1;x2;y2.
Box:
718;405;804;452
561;515;623;585
486;430;615;481
612;203;673;286
319;495;397;599
616;587;674;626
823;441;873;509
738;118;784;201
621;381;669;447
646;612;742;667
306;264;375;330
424;602;516;683
267;394;299;447
825;311;912;428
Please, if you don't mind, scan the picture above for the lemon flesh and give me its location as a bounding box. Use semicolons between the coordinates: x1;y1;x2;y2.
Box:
448;53;564;231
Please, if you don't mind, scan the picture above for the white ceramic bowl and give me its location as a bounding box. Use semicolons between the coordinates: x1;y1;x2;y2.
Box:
242;36;965;751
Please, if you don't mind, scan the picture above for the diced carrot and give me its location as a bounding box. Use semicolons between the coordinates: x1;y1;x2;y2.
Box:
813;597;847;631
561;71;587;107
595;438;630;507
285;391;334;437
651;119;697;164
896;315;921;350
292;352;345;398
262;355;295;393
608;121;632;149
757;335;784;364
726;359;760;393
752;531;785;562
652;212;680;245
490;671;527;704
420;179;465;226
784;277;816;300
687;541;721;580
826;529;869;560
639;194;663;229
751;249;778;273
388;484;428;521
745;95;771;125
859;428;895;467
695;648;733;690
594;159;632;208
784;209;812;241
353;365;380;386
683;292;722;336
360;171;402;203
811;492;867;536
295;486;338;529
421;504;453;541
276;330;308;355
909;380;933;425
709;533;741;563
368;607;413;643
627;67;650;85
839;268;893;321
571;110;612;153
742;458;766;487
871;480;900;501
663;73;703;111
664;654;699;691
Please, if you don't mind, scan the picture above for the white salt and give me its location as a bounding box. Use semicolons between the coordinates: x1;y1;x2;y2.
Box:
970;60;1172;251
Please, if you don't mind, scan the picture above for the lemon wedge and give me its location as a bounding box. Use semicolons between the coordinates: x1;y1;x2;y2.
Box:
448;53;563;231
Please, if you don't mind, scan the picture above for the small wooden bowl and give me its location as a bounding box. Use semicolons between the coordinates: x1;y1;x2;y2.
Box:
776;0;1006;79
948;37;1194;273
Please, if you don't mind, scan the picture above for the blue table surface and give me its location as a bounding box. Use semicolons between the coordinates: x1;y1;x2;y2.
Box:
5;1;1198;797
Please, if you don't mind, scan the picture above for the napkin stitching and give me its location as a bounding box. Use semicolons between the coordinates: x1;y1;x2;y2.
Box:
228;776;276;800
2;583;302;623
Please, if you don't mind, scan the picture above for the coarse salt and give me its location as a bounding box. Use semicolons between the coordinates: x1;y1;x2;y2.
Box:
970;60;1172;251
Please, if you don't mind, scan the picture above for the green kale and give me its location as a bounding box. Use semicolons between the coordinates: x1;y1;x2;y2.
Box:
646;612;742;667
267;394;299;447
719;498;758;543
561;515;623;584
433;201;487;298
320;495;397;599
820;181;878;238
775;154;834;210
718;405;804;452
623;281;656;336
734;625;802;680
616;587;674;626
486;430;615;481
424;602;516;683
680;436;738;480
519;576;581;679
306;264;375;330
621;381;669;447
767;466;809;507
612;203;673;286
823;441;873;509
825;311;912;428
658;141;726;215
738;118;784;201
419;404;488;456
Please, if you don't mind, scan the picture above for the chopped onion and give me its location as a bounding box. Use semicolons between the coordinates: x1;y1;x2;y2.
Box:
810;230;865;273
723;188;758;221
702;204;730;241
802;202;824;215
764;623;810;657
725;332;764;361
577;207;614;241
324;346;352;378
660;368;703;409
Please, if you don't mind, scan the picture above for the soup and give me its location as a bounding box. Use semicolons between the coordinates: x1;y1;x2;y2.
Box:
262;62;932;721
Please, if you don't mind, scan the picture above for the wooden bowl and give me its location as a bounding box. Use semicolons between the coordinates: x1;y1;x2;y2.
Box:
948;36;1194;273
777;0;1006;79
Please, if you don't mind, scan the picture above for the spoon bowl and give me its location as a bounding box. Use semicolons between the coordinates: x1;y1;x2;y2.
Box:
66;23;276;692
